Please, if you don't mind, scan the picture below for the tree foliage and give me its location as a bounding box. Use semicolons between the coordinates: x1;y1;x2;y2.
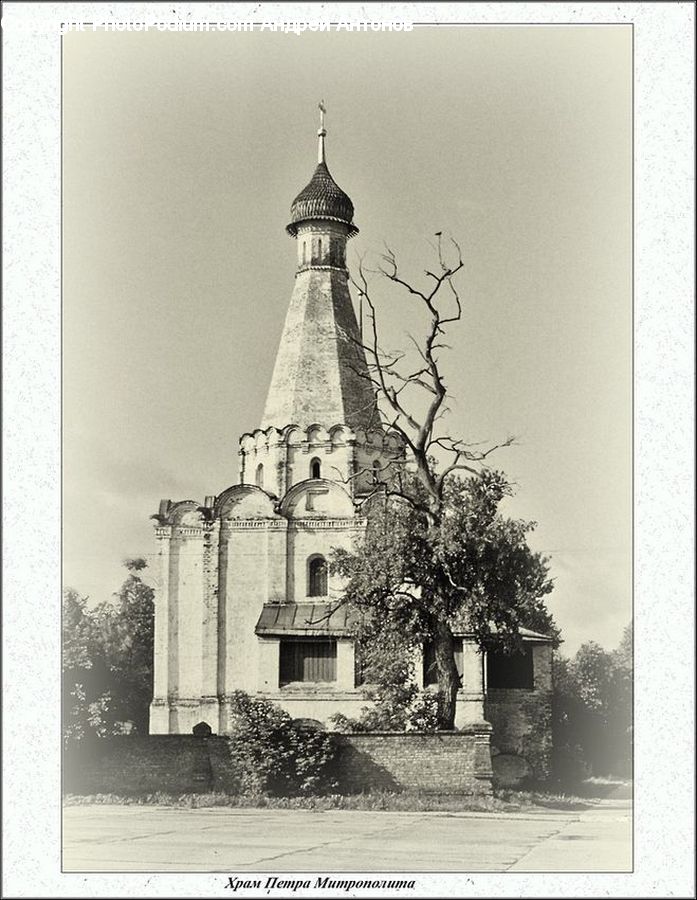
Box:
329;628;440;734
92;558;155;735
332;469;557;729
62;559;155;746
552;623;633;779
62;588;112;746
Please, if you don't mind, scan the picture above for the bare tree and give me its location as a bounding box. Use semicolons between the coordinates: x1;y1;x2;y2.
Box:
349;233;514;516
329;234;553;730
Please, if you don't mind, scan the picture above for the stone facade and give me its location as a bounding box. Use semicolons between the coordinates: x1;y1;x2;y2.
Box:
149;118;553;784
150;127;412;736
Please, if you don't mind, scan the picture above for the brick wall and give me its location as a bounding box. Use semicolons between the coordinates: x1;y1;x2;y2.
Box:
65;727;493;797
333;727;493;796
64;736;215;795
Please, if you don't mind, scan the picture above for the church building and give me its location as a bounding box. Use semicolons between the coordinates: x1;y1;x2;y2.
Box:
149;111;553;781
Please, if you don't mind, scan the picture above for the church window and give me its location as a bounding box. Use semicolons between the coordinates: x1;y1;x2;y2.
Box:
255;463;264;488
486;646;534;690
308;555;328;597
280;638;337;685
372;459;382;484
310;457;321;479
318;238;323;261
302;241;307;264
423;639;464;687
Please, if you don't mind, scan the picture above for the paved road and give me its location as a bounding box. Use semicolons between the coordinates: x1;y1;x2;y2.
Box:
63;799;631;873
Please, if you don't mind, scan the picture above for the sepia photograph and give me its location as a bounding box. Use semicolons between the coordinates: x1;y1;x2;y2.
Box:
2;2;694;898
60;17;633;875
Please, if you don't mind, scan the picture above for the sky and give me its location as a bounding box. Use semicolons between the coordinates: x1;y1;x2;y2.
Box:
62;24;632;655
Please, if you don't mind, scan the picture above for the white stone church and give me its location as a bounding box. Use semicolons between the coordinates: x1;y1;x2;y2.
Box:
149;115;553;775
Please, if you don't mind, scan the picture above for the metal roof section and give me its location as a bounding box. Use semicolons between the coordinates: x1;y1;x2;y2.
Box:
255;602;358;637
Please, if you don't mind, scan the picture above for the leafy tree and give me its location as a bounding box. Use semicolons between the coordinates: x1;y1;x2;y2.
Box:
614;622;632;671
92;558;155;735
332;469;556;730
62;588;96;670
607;623;633;775
330;626;440;733
63;683;112;746
62;559;155;745
62;588;112;747
551;654;592;783
552;624;632;780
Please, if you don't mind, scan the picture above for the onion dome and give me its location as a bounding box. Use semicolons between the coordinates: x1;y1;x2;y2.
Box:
286;103;358;237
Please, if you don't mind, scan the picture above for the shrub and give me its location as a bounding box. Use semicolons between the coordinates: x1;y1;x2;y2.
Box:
405;691;440;732
224;692;338;796
328;689;440;734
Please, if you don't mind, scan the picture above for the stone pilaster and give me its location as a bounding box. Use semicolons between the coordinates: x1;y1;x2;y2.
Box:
200;519;220;730
150;525;172;734
336;639;356;691
455;639;488;727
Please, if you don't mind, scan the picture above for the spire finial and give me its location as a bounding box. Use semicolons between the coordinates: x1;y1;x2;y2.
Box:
317;100;327;164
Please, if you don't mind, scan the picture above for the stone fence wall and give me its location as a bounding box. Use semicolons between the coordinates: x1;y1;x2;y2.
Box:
64;736;213;796
64;726;493;797
335;727;493;795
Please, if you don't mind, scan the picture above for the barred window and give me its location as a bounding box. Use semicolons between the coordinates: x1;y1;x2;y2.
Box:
280;639;337;685
308;555;328;597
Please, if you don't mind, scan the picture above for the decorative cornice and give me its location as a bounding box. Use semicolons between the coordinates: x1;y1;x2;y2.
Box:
293;214;354;229
258;690;363;700
174;526;205;538
289;517;365;530
239;424;404;454
295;265;348;277
222;519;288;531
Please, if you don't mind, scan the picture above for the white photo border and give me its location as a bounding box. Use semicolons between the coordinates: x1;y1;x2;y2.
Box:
2;2;694;897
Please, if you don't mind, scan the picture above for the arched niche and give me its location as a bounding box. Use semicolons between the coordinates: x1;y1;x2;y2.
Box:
330;424;355;445
167;500;205;528
254;430;270;451
283;425;304;446
216;485;278;520
279;479;355;520
239;433;256;453
306;424;330;445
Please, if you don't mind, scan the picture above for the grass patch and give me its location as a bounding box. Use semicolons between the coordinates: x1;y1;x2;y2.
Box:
63;790;506;812
495;777;632;809
63;780;630;813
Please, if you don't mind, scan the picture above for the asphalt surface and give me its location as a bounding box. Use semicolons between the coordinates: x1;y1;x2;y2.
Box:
62;798;632;873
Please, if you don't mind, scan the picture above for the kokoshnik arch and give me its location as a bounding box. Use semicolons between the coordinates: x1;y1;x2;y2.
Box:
149;107;553;779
